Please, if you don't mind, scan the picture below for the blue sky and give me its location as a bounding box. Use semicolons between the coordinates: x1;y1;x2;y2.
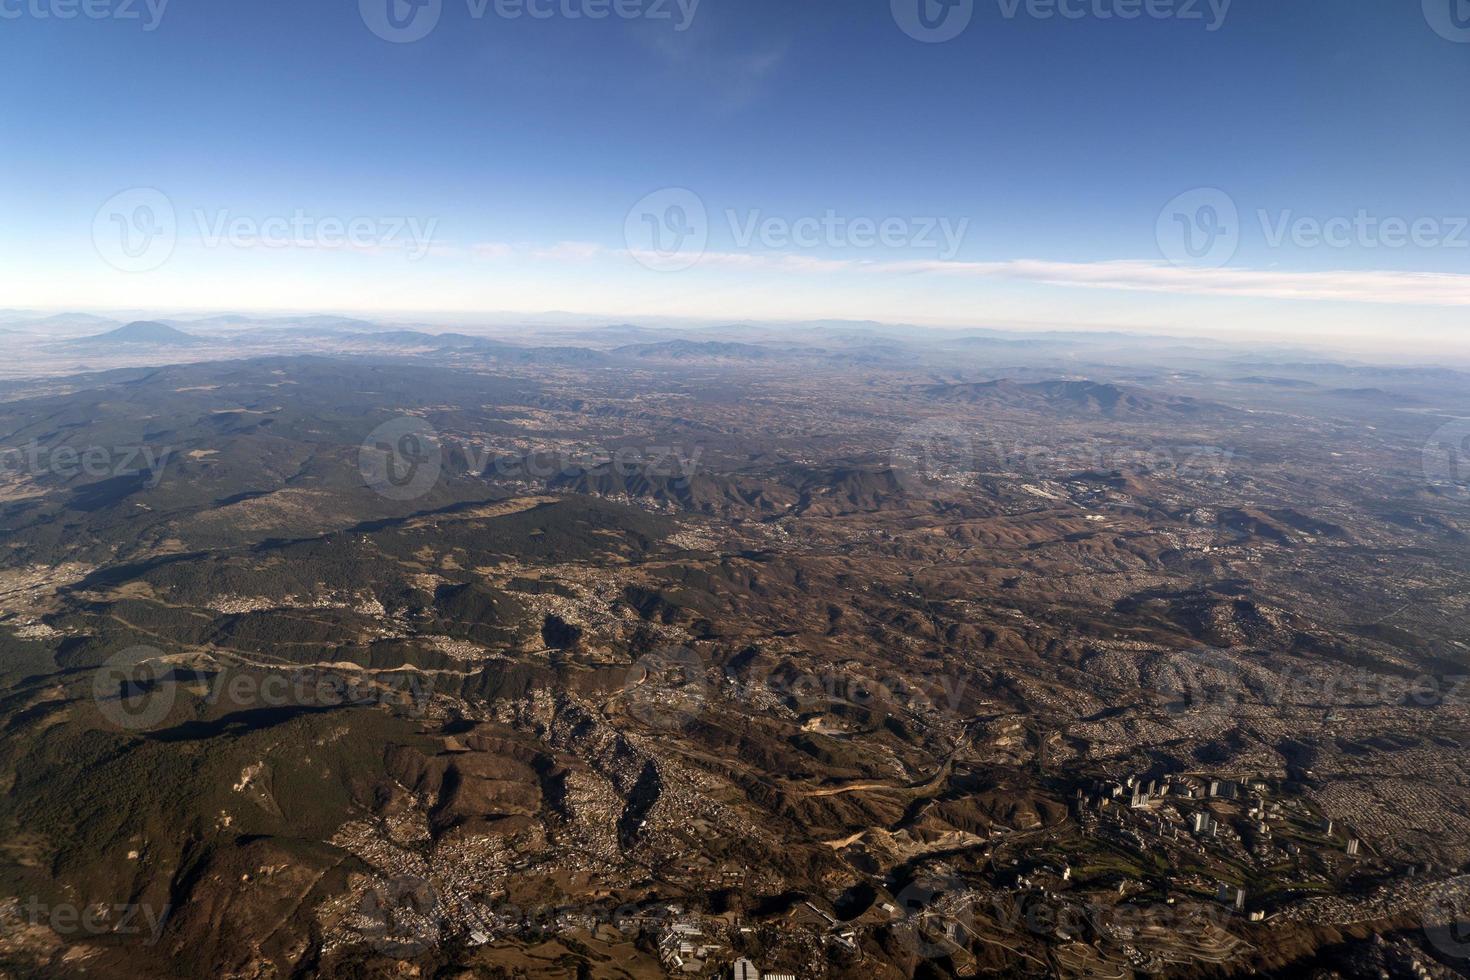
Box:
3;0;1469;345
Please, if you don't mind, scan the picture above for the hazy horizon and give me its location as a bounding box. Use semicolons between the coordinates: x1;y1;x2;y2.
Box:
5;304;1470;365
6;0;1470;347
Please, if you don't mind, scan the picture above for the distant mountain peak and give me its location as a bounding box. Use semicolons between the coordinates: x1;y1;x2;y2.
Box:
921;378;1217;418
85;321;202;345
614;339;779;360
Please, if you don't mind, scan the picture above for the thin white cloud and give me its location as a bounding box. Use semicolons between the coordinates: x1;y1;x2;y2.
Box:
532;241;606;261
901;258;1470;307
427;240;1470;308
471;242;515;259
461;241;605;261
678;251;855;273
620;251;1470;307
